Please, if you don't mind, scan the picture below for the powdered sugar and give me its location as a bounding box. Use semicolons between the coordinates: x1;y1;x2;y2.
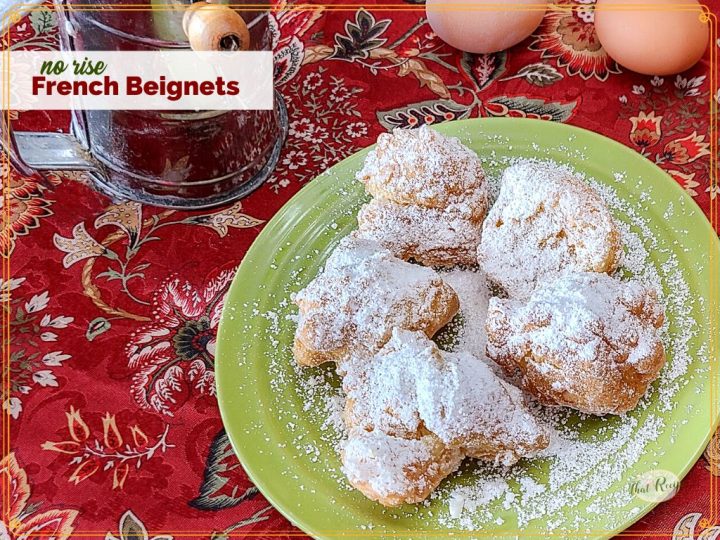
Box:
485;271;666;414
357;198;483;266
478;160;622;298
491;272;663;366
293;235;457;364
430;156;702;531
342;329;547;469
342;430;437;498
357;125;487;220
341;429;463;506
355;126;488;266
438;268;490;360
246;142;705;534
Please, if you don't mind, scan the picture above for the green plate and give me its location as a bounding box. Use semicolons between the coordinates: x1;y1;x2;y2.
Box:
216;118;719;539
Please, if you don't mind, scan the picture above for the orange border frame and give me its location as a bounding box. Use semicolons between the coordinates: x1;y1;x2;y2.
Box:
1;1;718;537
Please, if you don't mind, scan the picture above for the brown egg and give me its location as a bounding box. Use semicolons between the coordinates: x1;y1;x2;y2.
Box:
595;0;709;75
426;0;547;54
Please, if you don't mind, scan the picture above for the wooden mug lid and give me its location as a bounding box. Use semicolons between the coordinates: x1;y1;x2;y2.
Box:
183;2;250;51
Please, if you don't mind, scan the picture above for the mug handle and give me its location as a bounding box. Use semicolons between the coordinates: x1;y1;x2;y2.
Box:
1;113;101;178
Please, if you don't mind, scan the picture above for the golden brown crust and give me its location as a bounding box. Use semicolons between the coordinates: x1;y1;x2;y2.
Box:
355;126;488;266
478;161;623;299
463;431;550;464
341;329;549;481
292;237;459;367
357;198;484;267
486;272;666;415
357;126;488;221
292;334;346;368
341;429;464;507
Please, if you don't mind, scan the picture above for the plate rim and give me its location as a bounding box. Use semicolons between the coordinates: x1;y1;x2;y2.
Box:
216;117;720;540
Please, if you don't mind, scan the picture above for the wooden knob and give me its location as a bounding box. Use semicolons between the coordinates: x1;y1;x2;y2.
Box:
183;3;250;51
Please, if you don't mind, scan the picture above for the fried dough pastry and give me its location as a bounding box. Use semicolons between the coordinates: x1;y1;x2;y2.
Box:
355;126;488;266
486;272;666;415
341;428;463;507
356;198;483;267
357;125;488;219
341;329;548;467
478;161;623;298
292;236;459;367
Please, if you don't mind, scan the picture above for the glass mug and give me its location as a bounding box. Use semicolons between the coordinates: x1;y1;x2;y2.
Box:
3;0;287;208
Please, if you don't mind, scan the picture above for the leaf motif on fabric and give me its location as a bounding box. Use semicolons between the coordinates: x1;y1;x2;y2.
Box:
87;317;112;341
127;270;234;416
0;453;78;540
500;63;563;87
395;57;450;98
377;99;472;130
120;509;149;539
106;509;173;540
459;52;507;91
190;429;258;510
302;44;334;65
95;201;143;249
274;36;305;86
332;9;390;61
184;202;264;238
29;7;57;35
484;96;578;122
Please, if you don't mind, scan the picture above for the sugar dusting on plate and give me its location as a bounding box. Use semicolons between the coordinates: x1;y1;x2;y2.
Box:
242;143;705;533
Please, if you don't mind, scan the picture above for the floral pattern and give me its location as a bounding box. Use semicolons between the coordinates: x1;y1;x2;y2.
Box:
661;132;711;165
617;73;713;203
105;510;172;540
672;512;720;539
52;201;262;332
271;5;324;86
42;406;172;489
191;429;258;510
126;269;234;416
704;428;719;476
54;222;112;268
669;170;701;197
1;154;55;257
95;201;144;247
529;0;621;81
276;69;369;187
629;110;663;150
4;0;718;537
3;277;73;418
184;203;264;238
0;453;78;540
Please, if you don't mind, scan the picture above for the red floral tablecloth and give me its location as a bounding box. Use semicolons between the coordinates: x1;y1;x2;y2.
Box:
3;1;720;538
